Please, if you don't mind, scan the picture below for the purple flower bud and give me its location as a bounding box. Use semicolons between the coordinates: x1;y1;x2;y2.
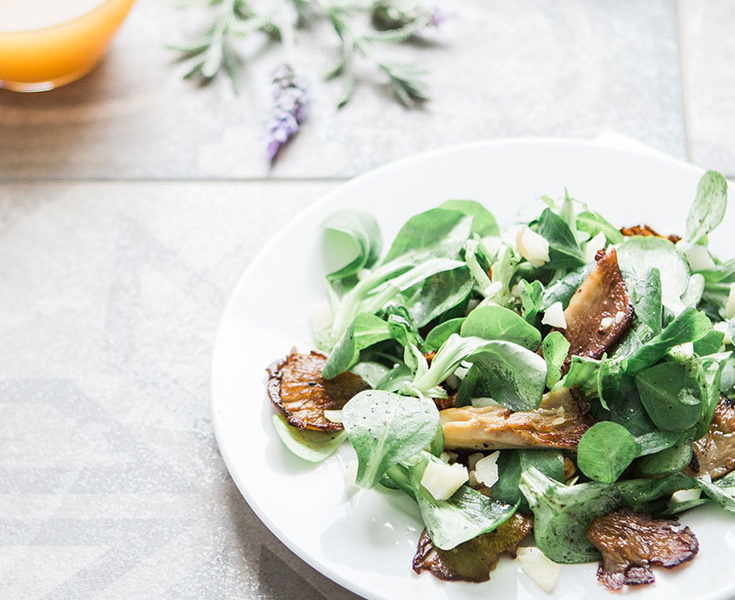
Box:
266;64;307;163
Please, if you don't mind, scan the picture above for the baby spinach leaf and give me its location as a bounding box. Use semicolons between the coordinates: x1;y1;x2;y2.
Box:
321;209;382;282
577;422;638;483
461;342;547;411
617;236;689;314
399;265;473;327
693;330;725;356
382;209;472;263
697;471;735;513
637;435;693;476
576;210;624;244
342;390;439;488
460;305;542;350
350;361;390;388
439;199;500;236
272;414;346;463
536;208;586;269
519;279;544;323
520;467;621;563
388;453;518;550
542;331;570;387
686;170;729;243
616;473;696;513
633;430;681;457
322;313;409;379
625;307;712;375
635;358;704;432
491;449;565;511
423;318;465;352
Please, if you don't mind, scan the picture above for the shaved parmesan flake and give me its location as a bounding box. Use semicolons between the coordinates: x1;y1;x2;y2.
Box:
517;547;561;593
542;302;567;329
474;452;500;488
323;410;343;423
584;231;606;263
516;226;550;267
420;461;468;501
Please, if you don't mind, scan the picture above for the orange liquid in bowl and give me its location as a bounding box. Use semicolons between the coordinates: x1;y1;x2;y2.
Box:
0;0;135;92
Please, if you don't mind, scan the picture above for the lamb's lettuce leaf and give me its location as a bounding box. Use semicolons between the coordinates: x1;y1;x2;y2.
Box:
460;305;542;350
342;390;439;488
321;209;382;283
686;170;728;243
439;199;500;237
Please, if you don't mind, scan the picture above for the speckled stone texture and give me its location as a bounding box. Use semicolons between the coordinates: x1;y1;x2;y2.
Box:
0;0;686;179
0;183;365;600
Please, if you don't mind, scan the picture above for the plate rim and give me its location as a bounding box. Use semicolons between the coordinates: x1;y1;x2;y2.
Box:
210;137;716;600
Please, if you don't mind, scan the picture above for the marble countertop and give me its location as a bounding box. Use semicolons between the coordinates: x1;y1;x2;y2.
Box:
1;1;734;598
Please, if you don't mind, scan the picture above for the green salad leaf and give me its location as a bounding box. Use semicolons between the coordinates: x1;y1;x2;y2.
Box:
460;305;542;350
535;208;586;269
686;170;729;243
342;390;439;488
272;414;346;463
577;421;638;483
520;467;621;563
321;209;382;283
542;331;570;387
439;199;500;237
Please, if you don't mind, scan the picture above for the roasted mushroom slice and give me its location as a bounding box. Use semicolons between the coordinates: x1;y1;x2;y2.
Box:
620;224;681;244
266;350;370;432
440;388;589;451
413;513;533;582
586;509;698;591
686;395;735;480
560;249;633;366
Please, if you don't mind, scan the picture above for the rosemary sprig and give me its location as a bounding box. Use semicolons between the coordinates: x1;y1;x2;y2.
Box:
168;0;281;88
322;1;431;108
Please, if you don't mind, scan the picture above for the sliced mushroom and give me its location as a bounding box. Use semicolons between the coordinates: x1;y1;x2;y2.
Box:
266;349;370;432
685;395;735;480
586;509;698;591
412;513;533;582
560;249;633;367
440;388;589;451
620;224;681;244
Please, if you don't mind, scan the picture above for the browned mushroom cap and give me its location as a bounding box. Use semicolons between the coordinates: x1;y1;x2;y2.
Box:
559;249;633;369
266;350;370;432
620;224;681;244
586;509;698;591
440;388;590;451
685;395;735;480
412;513;533;582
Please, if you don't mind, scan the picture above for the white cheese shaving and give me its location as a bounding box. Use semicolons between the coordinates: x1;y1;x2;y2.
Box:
474;452;500;488
600;316;613;330
420;461;468;501
541;302;567;329
516;547;561;593
671;488;702;504
467;452;485;471
584;231;606;263
516;226;550;267
323;409;343;423
615;310;626;324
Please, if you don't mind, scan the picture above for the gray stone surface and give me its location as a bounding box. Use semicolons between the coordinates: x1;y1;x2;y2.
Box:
0;182;364;600
0;0;686;180
678;0;735;176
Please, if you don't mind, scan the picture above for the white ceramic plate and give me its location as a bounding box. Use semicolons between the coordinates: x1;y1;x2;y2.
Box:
211;139;735;600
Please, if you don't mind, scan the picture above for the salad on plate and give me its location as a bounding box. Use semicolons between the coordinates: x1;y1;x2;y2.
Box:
265;170;734;593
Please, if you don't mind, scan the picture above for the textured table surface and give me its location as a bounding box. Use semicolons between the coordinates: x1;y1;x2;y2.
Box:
1;1;734;599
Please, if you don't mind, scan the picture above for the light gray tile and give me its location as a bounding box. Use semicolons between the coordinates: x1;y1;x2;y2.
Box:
0;181;366;600
678;0;735;176
0;0;684;180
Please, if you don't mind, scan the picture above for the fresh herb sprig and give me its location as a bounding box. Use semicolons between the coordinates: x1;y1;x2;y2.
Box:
171;0;443;106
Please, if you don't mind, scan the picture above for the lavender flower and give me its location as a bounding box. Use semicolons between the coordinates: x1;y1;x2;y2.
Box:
266;64;307;163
